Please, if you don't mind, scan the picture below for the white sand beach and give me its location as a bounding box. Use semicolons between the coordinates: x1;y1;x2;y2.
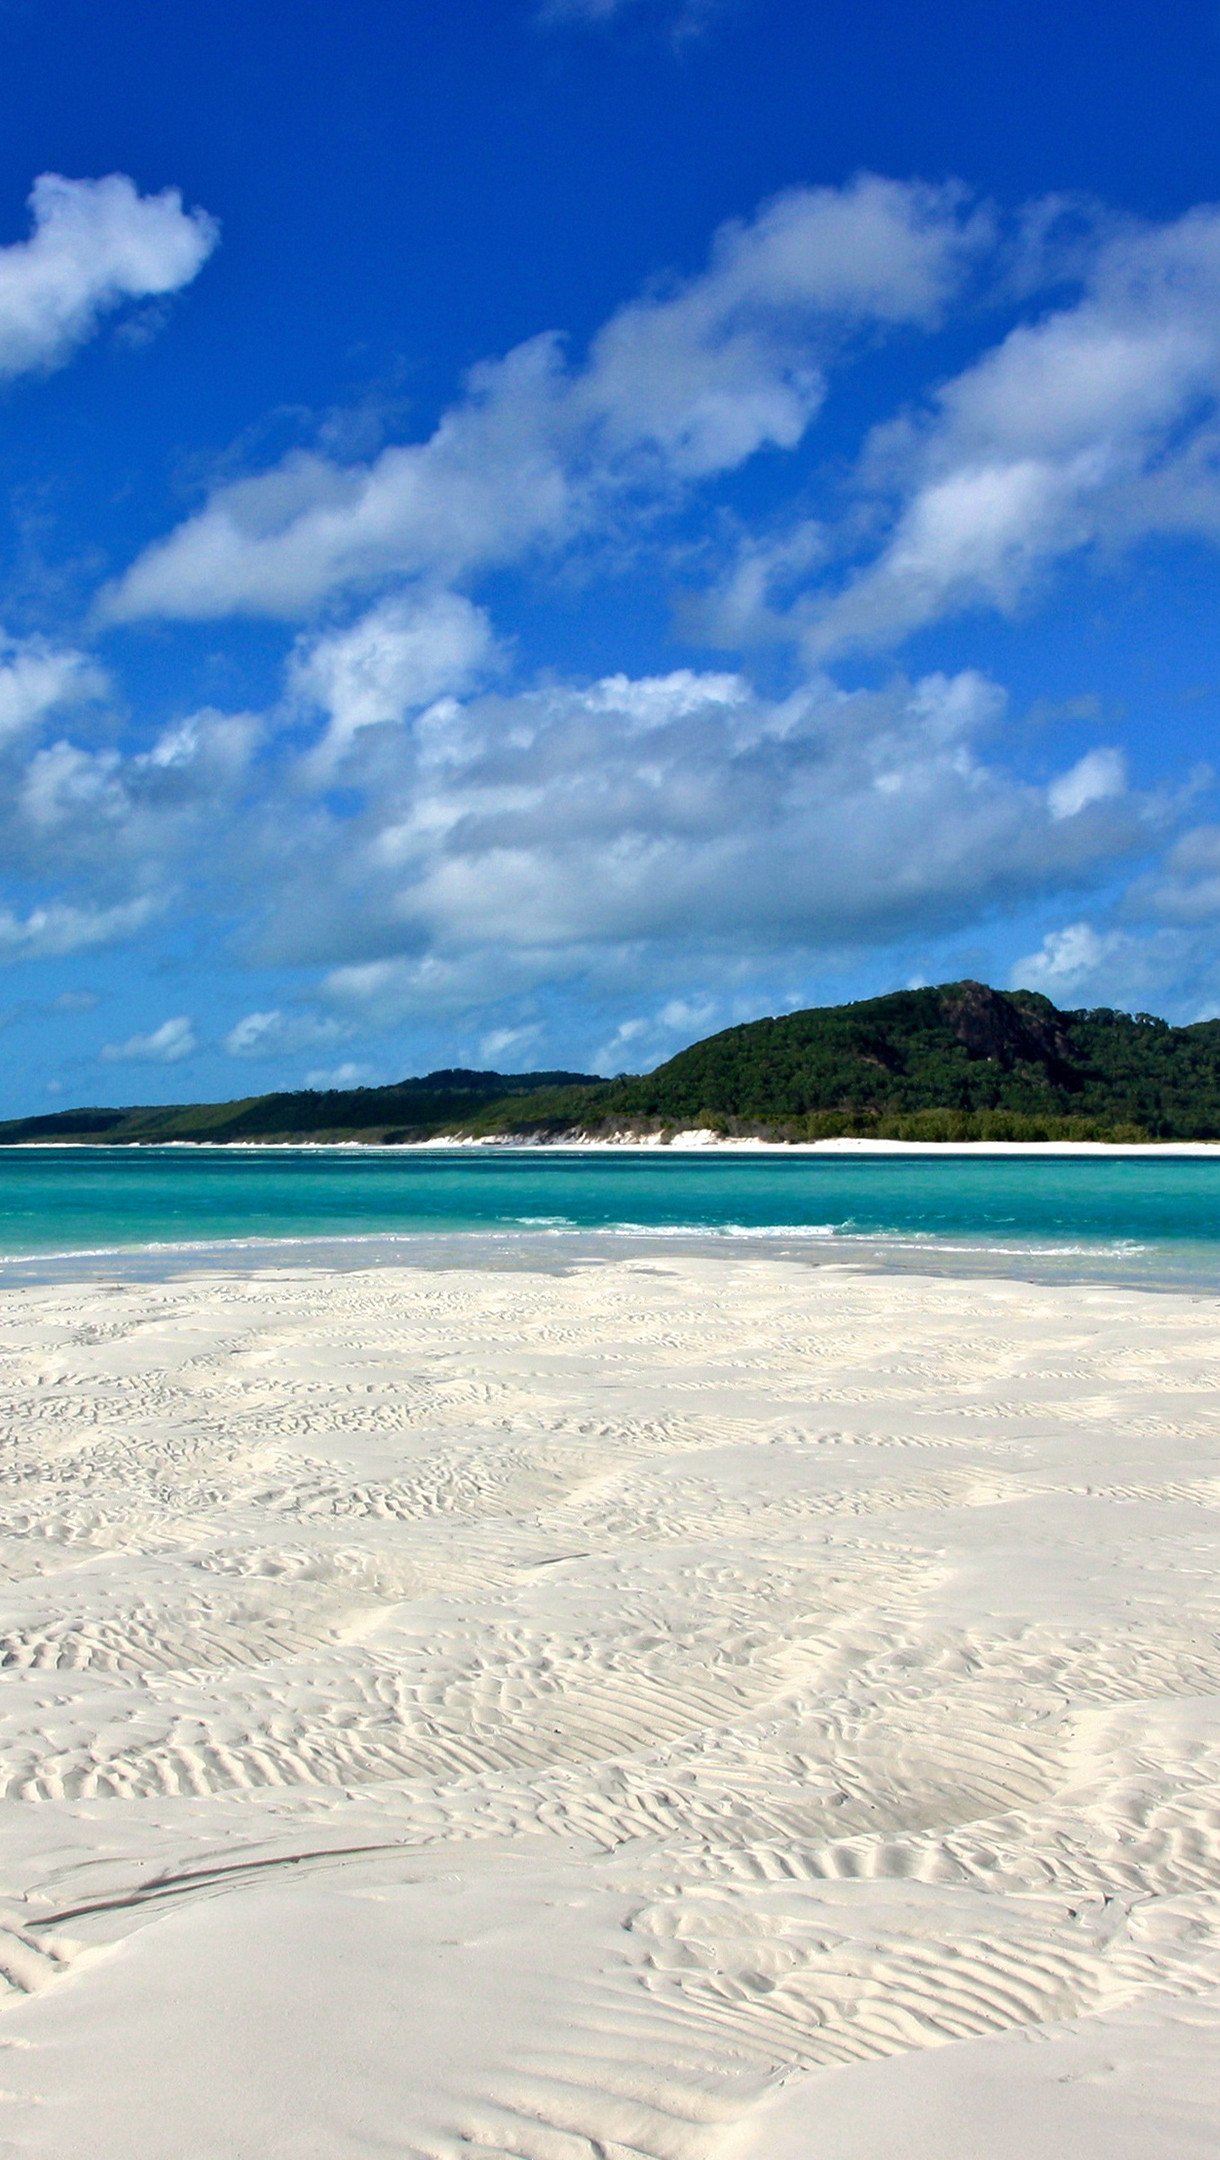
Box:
415;1135;1220;1155
1;1252;1218;2157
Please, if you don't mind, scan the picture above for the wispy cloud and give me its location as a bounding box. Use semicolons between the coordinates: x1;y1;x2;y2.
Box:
479;1022;543;1065
796;205;1220;657
0;896;158;963
100;1014;197;1064
224;1008;350;1058
303;1059;380;1088
100;176;984;622
536;0;727;36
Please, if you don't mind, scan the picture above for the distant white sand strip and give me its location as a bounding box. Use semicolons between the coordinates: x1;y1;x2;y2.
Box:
0;1254;1217;2157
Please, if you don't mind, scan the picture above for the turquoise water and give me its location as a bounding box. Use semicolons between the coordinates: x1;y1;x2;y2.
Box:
0;1145;1218;1287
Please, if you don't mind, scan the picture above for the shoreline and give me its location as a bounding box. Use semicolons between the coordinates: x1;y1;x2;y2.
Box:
1;1222;1217;1299
5;1132;1220;1155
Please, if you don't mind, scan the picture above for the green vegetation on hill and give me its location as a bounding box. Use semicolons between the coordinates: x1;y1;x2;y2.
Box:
0;1069;597;1146
458;982;1220;1143
3;983;1219;1145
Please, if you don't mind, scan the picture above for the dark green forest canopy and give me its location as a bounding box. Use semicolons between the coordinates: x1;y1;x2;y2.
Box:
583;982;1220;1140
4;984;1220;1144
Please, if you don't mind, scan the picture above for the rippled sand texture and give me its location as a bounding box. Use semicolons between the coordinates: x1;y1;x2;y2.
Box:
0;1253;1218;2158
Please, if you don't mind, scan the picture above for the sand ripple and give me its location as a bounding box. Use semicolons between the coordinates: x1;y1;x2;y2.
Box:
0;1254;1217;2156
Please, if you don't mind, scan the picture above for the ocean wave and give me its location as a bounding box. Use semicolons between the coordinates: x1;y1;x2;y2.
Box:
0;1221;1158;1265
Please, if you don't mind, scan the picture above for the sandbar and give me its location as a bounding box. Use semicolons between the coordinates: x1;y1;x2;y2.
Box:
0;1252;1217;2157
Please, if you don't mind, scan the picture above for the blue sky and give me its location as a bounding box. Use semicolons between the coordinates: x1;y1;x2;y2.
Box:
2;0;1220;1110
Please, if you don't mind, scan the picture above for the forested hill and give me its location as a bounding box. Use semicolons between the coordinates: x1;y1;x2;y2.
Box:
3;983;1220;1144
457;982;1220;1143
0;1068;597;1146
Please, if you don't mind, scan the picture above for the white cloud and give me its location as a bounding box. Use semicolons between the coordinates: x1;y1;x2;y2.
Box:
292;590;497;769
658;995;717;1032
690;519;828;647
304;1060;379;1089
0;632;106;744
591;996;718;1073
578;175;979;477
237;662;1162;1031
379;667;1132;951
592;1014;651;1072
224;1007;349;1058
0;895;157;962
139;709;260;781
0;702;256;994
479;1023;544;1064
802;203;1220;654
1011;921;1118;996
101;177;983;621
1047;746;1126;821
0;173;217;379
99;336;571;621
100;1014;197;1064
1009;916;1220;1018
321;950;555;1024
3;707;259;881
19;176;1220;1047
104;184;1220;666
1129;824;1220;924
19;739;126;833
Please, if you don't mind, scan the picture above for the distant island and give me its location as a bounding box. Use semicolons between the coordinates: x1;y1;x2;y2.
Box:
4;982;1220;1145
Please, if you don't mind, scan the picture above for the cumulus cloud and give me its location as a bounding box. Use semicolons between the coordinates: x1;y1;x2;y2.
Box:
101;176;983;621
0;701;258;998
0;173;217;380
100;1014;197;1064
591;1015;651;1071
578;175;977;475
291;590;497;769
1047;746;1126;822
19;740;126;835
100;336;573;620
85;180;1220;700
1011;921;1121;996
18;175;1220;1053
376;668;1146;952
658;995;717;1032
220;661;1163;1037
1009;917;1220;1019
3;708;259;879
0;631;106;743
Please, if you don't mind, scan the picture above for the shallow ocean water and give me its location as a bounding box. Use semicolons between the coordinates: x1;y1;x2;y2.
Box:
0;1144;1217;1288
